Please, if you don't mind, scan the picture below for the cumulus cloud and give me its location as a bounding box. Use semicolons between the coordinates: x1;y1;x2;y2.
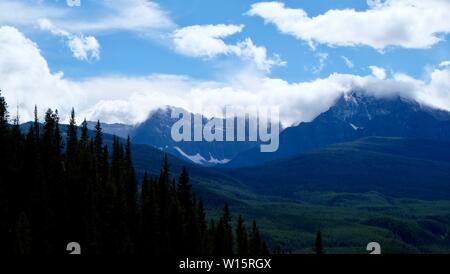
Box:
67;36;100;61
439;61;450;68
369;66;387;80
1;26;450;127
39;19;100;61
247;0;450;50
172;24;244;58
0;0;172;60
172;24;285;72
0;26;81;122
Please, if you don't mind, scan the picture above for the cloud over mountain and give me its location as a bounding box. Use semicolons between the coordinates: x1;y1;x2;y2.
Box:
1;26;449;127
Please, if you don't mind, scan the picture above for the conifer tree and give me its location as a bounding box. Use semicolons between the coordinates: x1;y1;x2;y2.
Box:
33;105;40;139
94;121;103;158
141;173;159;254
236;215;249;255
249;220;263;255
178;167;192;211
0;90;8;130
14;212;31;254
213;203;233;255
0;90;9;255
314;230;323;255
67;108;78;160
197;199;207;254
223;203;233;254
79;119;89;149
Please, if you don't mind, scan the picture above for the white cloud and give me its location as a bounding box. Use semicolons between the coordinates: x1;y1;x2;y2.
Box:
235;38;286;72
312;53;328;74
60;0;175;33
342;56;354;69
68;36;100;61
247;0;450;50
0;0;174;33
172;24;285;72
1;26;450;127
439;61;450;68
0;1;172;60
39;19;100;61
172;24;244;58
66;0;81;8
369;66;387;80
0;0;66;26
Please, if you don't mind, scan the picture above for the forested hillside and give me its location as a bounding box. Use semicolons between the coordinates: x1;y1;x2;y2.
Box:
0;91;267;255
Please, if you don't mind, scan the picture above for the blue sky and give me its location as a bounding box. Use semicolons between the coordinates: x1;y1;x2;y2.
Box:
0;0;449;125
21;0;449;82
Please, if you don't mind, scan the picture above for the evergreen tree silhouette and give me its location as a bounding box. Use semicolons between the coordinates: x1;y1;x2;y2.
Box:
236;215;249;255
314;230;324;255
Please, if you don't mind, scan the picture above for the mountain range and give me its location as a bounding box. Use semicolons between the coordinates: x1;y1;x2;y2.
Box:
88;107;260;166
44;91;450;252
87;92;450;169
226;92;450;167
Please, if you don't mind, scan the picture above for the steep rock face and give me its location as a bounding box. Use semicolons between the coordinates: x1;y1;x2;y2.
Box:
226;92;450;167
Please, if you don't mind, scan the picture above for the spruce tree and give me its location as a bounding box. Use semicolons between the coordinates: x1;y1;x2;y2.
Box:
14;212;32;254
314;230;323;254
124;136;137;245
236;215;249;255
94;121;103;158
197;199;207;254
249;220;262;255
178;167;192;211
67;108;78;159
157;154;171;254
79;119;89;149
223;203;233;254
33;105;40;139
0;90;9;255
141;173;160;255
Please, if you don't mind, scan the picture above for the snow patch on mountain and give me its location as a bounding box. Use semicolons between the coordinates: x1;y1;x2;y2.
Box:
349;123;359;130
207;153;230;164
174;146;207;165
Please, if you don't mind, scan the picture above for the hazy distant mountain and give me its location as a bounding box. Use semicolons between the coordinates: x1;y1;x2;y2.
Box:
86;121;134;139
226;92;450;167
131;107;260;165
88;107;260;166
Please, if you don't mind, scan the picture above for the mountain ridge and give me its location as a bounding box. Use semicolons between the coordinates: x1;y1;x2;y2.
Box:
88;106;261;165
226;91;450;167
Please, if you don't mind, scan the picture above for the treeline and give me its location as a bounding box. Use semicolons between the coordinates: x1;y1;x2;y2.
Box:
0;91;267;255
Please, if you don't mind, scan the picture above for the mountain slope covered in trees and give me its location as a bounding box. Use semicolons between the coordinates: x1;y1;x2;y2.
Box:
0;92;267;255
224;137;450;200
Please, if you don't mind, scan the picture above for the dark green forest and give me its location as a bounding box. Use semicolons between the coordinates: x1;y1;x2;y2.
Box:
0;91;268;255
